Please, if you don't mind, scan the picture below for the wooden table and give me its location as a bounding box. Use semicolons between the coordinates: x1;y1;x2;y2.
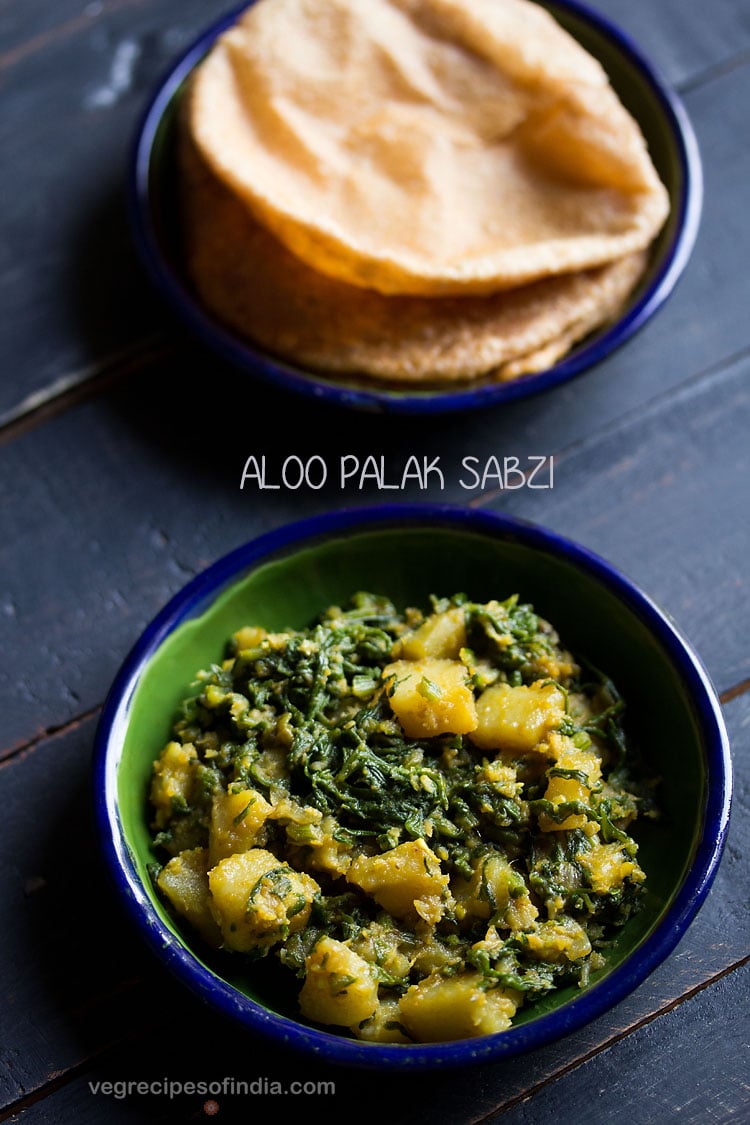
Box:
2;1;748;1121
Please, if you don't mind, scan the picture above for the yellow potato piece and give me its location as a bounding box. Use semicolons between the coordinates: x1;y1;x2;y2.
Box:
539;774;589;831
452;853;537;930
384;657;477;738
208;848;318;953
298;937;378;1028
398;607;467;661
353;997;411;1043
399;972;520;1041
347;839;450;924
580;841;645;894
538;732;602;831
525;918;592;963
157;847;222;948
470;681;565;753
150;741;197;829
293;813;353;877
232;625;267;650
208;788;274;865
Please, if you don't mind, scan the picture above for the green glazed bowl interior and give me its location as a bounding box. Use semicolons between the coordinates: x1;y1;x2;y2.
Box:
132;0;701;415
102;508;727;1066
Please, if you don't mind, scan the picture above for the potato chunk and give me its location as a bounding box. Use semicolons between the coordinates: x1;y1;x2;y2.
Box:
289;813;353;877
157;847;222;948
398;608;467;661
540;774;589;831
469;681;565;753
383;657;477;738
208;848;319;953
298;937;378;1029
524;917;592;962
208;788;273;865
399;972;520;1041
232;625;267;650
580;840;645;894
347;839;450;924
150;741;197;829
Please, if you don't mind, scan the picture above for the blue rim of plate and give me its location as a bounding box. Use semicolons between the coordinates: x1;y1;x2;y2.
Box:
93;504;732;1069
129;0;703;416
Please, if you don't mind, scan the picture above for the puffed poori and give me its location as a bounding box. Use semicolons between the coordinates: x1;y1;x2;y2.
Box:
179;0;669;385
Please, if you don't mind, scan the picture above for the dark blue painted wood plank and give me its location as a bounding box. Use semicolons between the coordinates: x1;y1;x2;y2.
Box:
0;0;232;417
3;0;747;87
490;961;750;1125
0;3;747;1122
2;345;747;752
593;0;750;89
479;351;750;694
2;690;746;1121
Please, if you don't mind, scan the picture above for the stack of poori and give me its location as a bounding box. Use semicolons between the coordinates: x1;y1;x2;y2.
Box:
179;0;670;386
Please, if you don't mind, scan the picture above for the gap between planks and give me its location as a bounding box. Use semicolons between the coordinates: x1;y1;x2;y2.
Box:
0;953;746;1125
0;335;173;447
469;953;750;1125
469;340;750;510
1;0;749;83
0;705;102;769
3;324;750;460
677;43;750;95
0;0;152;74
0;636;749;770
0;1050;112;1125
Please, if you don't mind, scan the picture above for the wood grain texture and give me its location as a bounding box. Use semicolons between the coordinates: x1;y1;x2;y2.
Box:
592;0;750;90
0;716;155;1110
1;2;748;1121
490;962;750;1124
0;672;746;1122
0;0;231;419
478;351;750;695
3;0;747;85
0;1;180;67
3;53;750;488
2;344;747;753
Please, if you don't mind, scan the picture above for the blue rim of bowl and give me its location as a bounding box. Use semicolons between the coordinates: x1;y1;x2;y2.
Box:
93;503;731;1069
129;0;703;416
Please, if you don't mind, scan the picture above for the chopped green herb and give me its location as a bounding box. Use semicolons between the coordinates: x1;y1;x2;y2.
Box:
149;591;653;1045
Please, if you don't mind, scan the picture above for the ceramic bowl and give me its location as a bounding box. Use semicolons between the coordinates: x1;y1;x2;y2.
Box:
129;0;703;415
93;504;731;1069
